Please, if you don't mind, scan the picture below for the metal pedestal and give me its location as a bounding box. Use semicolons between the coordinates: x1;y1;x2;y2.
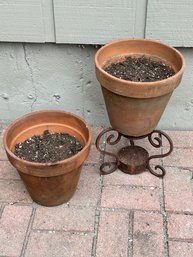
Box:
95;128;173;178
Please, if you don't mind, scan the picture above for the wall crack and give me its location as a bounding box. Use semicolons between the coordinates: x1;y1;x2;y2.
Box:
23;43;37;112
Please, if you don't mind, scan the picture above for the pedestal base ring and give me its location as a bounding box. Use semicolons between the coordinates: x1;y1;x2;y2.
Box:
118;146;149;174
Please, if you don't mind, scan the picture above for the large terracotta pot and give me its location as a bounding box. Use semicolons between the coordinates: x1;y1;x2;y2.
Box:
95;39;185;137
3;110;91;206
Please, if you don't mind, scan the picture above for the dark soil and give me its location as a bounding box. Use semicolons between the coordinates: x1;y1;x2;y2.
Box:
104;56;175;82
14;130;83;163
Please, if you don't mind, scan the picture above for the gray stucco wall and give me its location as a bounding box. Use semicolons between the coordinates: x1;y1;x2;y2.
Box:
0;43;192;130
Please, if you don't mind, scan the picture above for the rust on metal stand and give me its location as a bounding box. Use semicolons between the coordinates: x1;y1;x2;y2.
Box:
95;128;173;178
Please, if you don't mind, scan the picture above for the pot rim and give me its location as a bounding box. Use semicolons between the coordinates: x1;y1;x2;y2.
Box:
3;109;92;167
95;38;185;87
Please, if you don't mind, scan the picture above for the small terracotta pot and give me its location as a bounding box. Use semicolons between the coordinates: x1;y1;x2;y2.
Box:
95;38;185;136
3;110;91;206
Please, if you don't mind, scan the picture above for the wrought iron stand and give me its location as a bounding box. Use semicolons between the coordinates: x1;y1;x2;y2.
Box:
95;128;173;178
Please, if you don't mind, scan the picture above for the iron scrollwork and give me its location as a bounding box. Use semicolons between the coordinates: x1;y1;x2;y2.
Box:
95;128;122;175
147;130;173;177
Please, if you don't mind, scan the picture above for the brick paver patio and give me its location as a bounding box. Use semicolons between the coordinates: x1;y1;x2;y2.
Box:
0;127;193;257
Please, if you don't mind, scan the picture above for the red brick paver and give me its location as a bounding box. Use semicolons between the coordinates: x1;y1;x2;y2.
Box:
163;148;193;168
33;206;95;232
103;169;160;187
0;129;193;257
0;180;32;203
0;131;7;160
69;165;100;207
91;127;103;145
167;213;193;241
25;231;93;257
0;161;20;180
86;144;101;164
133;212;164;257
164;130;193;149
0;205;32;256
164;167;193;213
96;210;129;257
169;241;193;257
0;145;7;161
101;185;160;211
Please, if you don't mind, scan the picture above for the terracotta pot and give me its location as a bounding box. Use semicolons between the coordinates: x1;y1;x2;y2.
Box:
95;38;185;136
3;110;91;206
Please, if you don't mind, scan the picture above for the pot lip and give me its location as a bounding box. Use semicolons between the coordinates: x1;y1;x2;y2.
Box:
3;109;92;167
95;38;185;86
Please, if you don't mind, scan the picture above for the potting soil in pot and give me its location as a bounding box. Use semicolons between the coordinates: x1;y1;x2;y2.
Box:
104;56;175;82
14;130;83;163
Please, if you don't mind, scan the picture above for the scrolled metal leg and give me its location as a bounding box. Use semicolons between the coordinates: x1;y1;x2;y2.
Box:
147;130;173;177
95;128;122;175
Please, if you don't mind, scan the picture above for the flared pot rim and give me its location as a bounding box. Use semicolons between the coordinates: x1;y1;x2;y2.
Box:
3;110;92;169
95;38;185;98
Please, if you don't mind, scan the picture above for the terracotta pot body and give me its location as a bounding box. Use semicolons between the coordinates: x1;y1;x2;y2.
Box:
3;110;91;206
95;39;185;136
